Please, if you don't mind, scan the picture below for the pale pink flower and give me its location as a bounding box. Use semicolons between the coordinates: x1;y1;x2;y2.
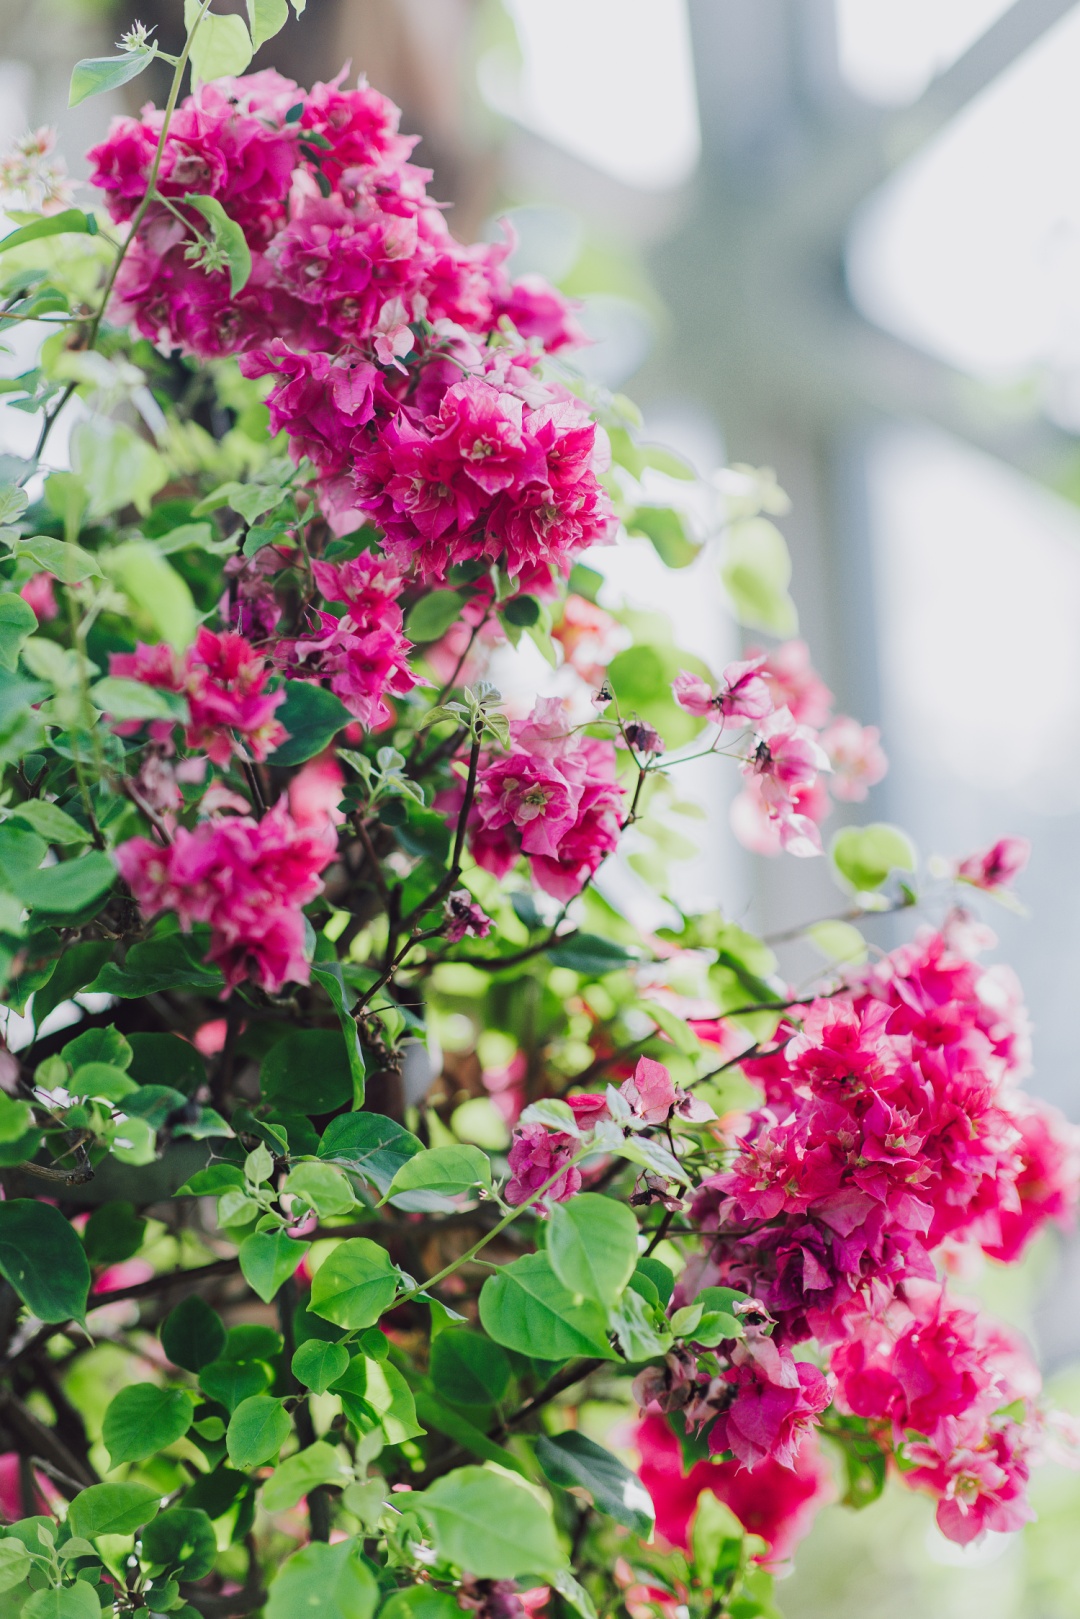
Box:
820;716;887;802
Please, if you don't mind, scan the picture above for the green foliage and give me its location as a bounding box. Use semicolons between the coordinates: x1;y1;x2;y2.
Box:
273;682;352;766
535;1431;655;1535
309;1240;400;1329
830;823;917;895
416;1467;566;1579
479;1253;616;1360
102;1382;194;1465
547;1194;638;1305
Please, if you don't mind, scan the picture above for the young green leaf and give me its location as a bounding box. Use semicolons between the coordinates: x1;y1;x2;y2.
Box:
261;1441;352;1514
291;1338;350;1395
0;596;37;672
182;194;253;296
226;1395;291;1468
69;50;154;107
386;1144;492;1206
404;590;463;642
0;209;96;254
316;1112;423;1193
547;1194;639;1306
478;1253;616;1361
308;1238;399;1329
184;1;254;81
246;0;288;48
416;1467;566;1579
67;1481;160;1538
265;1538;378;1619
238;1230;309;1304
102;1383;194;1466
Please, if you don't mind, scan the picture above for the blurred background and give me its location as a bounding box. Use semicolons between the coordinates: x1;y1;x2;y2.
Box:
5;0;1080;1609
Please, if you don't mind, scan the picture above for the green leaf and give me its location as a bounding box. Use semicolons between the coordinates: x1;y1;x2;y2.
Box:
535;1431;655;1536
316;1113;422;1194
162;1294;227;1372
633;1256;675;1307
103;1383;194;1467
140;1508;217;1580
546;934;637;975
88;931;222;997
266;1538;378;1619
0;1198;90;1322
246;0;288;48
88;676;186;723
416;1467;565;1579
690;1493;746;1586
63;1024;132;1070
181;193;252;297
103;540;196;649
405;591;463;642
830;823;916;895
333;1355;424;1445
68;1061;137;1102
478;1253;615;1361
0;1539;30;1593
379;1591;460;1619
18;853;115;916
175;1164;245;1198
23;1585;100;1619
83;1201;146;1268
547;1194;638;1307
806;919;868;965
199;1357;270;1413
0;596;37;672
73;427;167;525
260;1028;353;1115
0;1094;31;1145
185;1;254;81
291;1338;350;1395
239;1230;309;1304
0;209;95;254
719;517;797;636
272;680;352;766
10;799;88;845
261;1441;352;1514
386;1144;491;1207
70;49;153;105
608;1288;672;1360
283;1162;355;1218
226;1395;291;1468
13;534;101;584
310;960;367;1107
68;1481;160;1538
627;506;699;568
502;594;540;627
428;1329;511;1407
309;1238;399;1330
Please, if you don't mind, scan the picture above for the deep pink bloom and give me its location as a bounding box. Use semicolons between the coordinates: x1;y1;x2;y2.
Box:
504;1123;581;1207
288;753;346;833
109;628;287;766
273;552;421;729
983;1099;1080;1262
458;700;624;901
565;1093;611;1131
955;837;1031;893
707;1338;832;1470
116;801;334;994
19;572;57;621
635;1413;832;1565
443;890;492;944
820;716;887;802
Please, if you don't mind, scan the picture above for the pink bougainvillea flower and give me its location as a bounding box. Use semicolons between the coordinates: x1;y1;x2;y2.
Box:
820;715;887;802
751;639;834;729
635;1413;832;1565
116;801;334;994
707;1338;832;1470
504;1122;581;1207
673;658;773;728
954;836;1031;893
444;890;492;944
740;707;830;857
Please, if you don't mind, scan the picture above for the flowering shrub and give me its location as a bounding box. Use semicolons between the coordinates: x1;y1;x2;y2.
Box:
0;11;1075;1619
